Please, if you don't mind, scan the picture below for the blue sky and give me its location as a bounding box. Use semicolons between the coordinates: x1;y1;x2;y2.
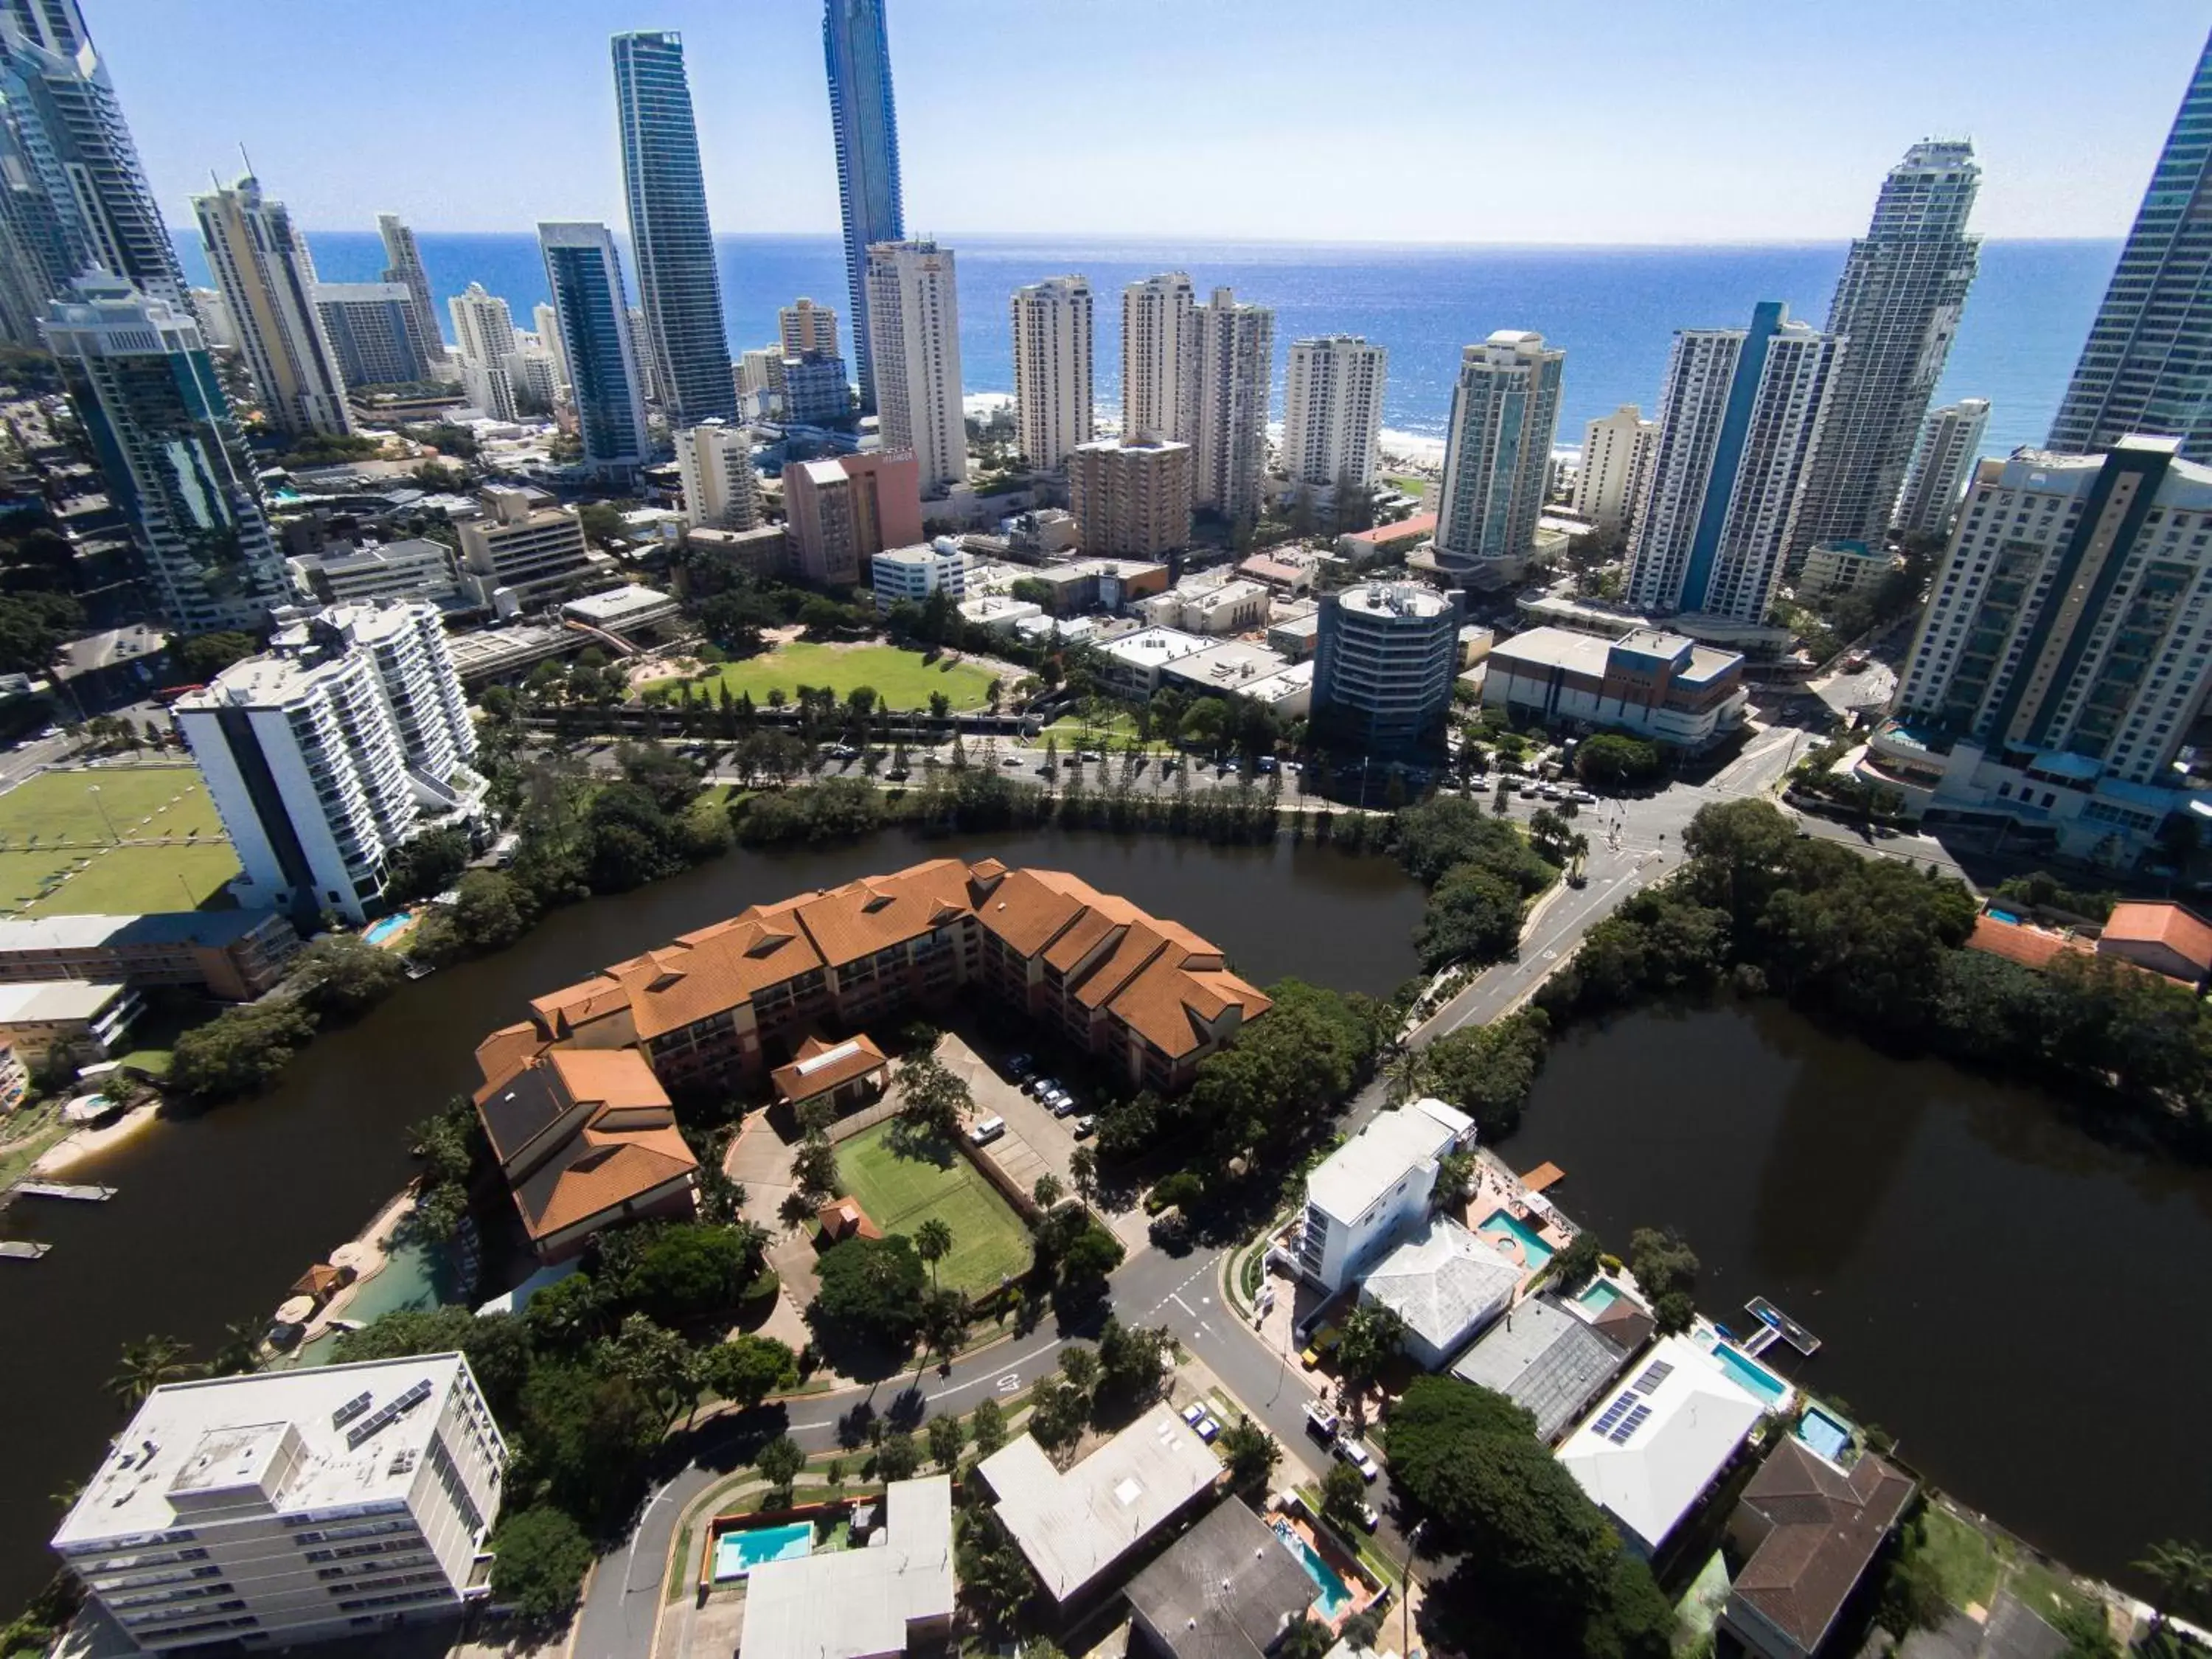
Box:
93;0;2212;242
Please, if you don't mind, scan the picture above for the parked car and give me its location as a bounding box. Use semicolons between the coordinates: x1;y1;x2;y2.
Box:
1071;1114;1095;1138
1333;1436;1380;1483
1048;1091;1077;1117
1005;1053;1034;1079
1194;1416;1222;1443
1354;1502;1380;1532
968;1116;1006;1146
1181;1402;1207;1427
1300;1325;1341;1368
1304;1402;1340;1441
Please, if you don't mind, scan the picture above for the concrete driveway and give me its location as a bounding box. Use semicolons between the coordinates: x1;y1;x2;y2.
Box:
937;1032;1084;1201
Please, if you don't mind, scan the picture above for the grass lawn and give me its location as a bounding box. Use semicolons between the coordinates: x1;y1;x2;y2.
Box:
0;768;238;917
837;1121;1032;1295
653;641;998;712
1919;1506;2001;1610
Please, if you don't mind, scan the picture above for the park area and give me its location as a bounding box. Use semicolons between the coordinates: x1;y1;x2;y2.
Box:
0;766;238;917
835;1121;1031;1295
647;641;999;712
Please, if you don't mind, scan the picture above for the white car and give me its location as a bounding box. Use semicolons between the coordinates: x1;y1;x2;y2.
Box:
1333;1437;1380;1483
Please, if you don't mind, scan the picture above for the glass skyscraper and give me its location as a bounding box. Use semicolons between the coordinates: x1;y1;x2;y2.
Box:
44;274;287;633
612;31;736;427
824;0;905;415
539;221;650;484
0;0;181;344
2049;29;2212;461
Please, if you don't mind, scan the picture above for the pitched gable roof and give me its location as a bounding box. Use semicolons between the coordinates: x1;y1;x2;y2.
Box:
2101;900;2212;975
1731;1439;1916;1653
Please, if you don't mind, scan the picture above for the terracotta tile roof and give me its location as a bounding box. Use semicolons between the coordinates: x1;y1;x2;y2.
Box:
818;1197;882;1241
475;1022;548;1096
1967;915;2091;971
529;975;632;1034
2101;901;2212;975
547;1046;669;1111
772;1033;889;1102
599;914;826;1040
1106;957;1271;1058
1356;512;1437;543
970;867;1094;956
1069;922;1175;1011
513;1122;696;1242
791;858;970;968
1731;1441;1916;1654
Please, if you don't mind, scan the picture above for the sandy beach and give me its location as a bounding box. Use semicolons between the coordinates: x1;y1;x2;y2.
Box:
30;1100;162;1178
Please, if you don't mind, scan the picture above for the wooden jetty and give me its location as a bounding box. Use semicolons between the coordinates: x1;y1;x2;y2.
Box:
0;1239;50;1259
15;1181;114;1202
1745;1296;1821;1357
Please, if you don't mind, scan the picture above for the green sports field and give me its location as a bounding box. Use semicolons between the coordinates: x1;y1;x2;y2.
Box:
651;641;998;712
0;767;239;915
836;1121;1032;1295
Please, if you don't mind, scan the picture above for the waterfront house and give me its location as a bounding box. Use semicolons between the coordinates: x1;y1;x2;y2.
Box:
974;1402;1222;1607
1718;1438;1917;1659
488;859;1269;1099
1555;1334;1765;1558
1449;1294;1636;1443
2095;900;2212;986
472;1044;698;1262
1357;1215;1521;1369
1295;1098;1473;1294
740;1476;954;1659
1124;1498;1318;1659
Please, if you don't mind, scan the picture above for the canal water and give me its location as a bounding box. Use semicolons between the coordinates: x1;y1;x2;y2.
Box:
1506;999;2212;1589
0;830;1423;1609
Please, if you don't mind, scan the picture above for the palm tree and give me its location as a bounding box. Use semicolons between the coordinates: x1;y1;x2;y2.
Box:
2136;1540;2212;1632
209;1318;265;1377
111;1335;196;1408
913;1218;954;1288
1383;1046;1430;1107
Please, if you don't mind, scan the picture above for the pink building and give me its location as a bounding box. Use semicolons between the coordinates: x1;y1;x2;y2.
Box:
782;451;924;585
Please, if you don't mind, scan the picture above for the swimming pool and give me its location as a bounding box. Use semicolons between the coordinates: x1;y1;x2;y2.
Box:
1576;1280;1621;1315
714;1521;813;1581
1478;1208;1555;1271
1273;1519;1352;1618
1797;1406;1852;1464
1707;1342;1791;1409
1986;908;2023;925
362;911;414;946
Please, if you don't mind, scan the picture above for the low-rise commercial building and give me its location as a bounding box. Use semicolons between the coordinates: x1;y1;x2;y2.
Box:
1555;1335;1765;1558
1267;611;1321;661
1481;626;1747;751
959;594;1043;634
975;1403;1222;1605
1295;1097;1472;1293
1019;557;1169;616
0;978;139;1061
1338;512;1436;568
871;540;967;614
52;1354;505;1652
1797;538;1897;601
2096;901;2212;985
456;487;604;608
682;523;788;578
1099;626;1214;696
1141;575;1269;636
563;584;679;637
1161;639;1295;703
291;538;462;608
0;911;300;1001
740;1477;953;1659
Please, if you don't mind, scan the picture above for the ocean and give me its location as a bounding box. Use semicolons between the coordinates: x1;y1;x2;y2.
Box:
171;232;2118;460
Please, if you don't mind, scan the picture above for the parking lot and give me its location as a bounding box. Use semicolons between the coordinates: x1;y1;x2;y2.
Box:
938;1032;1087;1195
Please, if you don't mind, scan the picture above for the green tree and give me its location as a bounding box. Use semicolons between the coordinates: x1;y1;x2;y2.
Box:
292;934;408;1019
330;1307;534;1420
1547;1231;1603;1295
1032;1172;1064;1209
173;630;259;681
813;1234;926;1344
970;1396;1008;1458
576;500;630;549
1277;1617;1335;1659
489;1506;596;1624
927;1413;967;1470
625;1225;760;1326
110;1335;195;1407
1094;1317;1171;1405
896;1053;971;1139
1335;1302;1407;1408
2136;1540;2212;1633
1420;1011;1551;1140
756;1433;805;1497
1026;1374;1089;1452
168;1001;320;1101
1219;1416;1279;1496
1068;1144;1099;1203
912;1217;954;1287
1321;1460;1371;1536
876;1428;920;1480
1415;864;1526;970
1627;1226;1700;1304
381;826;470;901
700;1334;797;1410
792;1130;839;1200
1574;733;1662;790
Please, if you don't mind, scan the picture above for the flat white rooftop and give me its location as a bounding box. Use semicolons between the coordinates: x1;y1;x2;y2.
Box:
54;1354;489;1549
0;979;128;1023
563;583;675;624
1304;1098;1468;1228
976;1402;1220;1601
740;1477;954;1659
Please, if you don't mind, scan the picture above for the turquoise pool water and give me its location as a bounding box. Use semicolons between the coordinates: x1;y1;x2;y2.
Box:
1478;1208;1555;1270
1797;1407;1851;1464
363;912;414;945
1273;1520;1352;1618
1576;1280;1621;1314
714;1521;813;1581
1709;1343;1790;1408
1986;908;2023;925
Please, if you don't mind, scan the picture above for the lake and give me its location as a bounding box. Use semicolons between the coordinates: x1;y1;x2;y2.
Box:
1506;999;2212;1588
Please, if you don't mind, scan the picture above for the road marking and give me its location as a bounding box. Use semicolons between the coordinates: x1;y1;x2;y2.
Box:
997;1372;1020;1393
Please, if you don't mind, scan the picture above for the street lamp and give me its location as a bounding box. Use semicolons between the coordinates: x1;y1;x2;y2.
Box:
86;783;117;844
1401;1517;1426;1655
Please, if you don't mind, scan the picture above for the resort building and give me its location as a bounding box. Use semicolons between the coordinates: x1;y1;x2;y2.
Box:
823;0;905;415
1896;397;1990;540
1357;1215;1520;1370
1573;406;1657;540
1189;288;1275;522
52;1354;506;1651
456;487;603;608
474;860;1270;1203
1795;539;1897;602
313;282;431;391
770;1033;890;1117
870;539;966;614
1449;1293;1638;1444
1870;435;2212;863
1431;331;1565;586
473;1043;699;1262
1124;1498;1317;1659
0;910;299;1001
538;221;651;484
738;1476;954;1659
974;1403;1222;1605
865;240;967;494
1010;276;1093;471
0;978;138;1061
1122;272;1195;444
1718;1439;1916;1659
292;539;462;609
1280;334;1386;495
1480;626;1747;752
192;173;353;440
1295;1098;1473;1293
675;420;762;532
177;601;481;924
1312;582;1464;757
784;451;925;586
1068;436;1192;558
1554;1334;1765;1559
